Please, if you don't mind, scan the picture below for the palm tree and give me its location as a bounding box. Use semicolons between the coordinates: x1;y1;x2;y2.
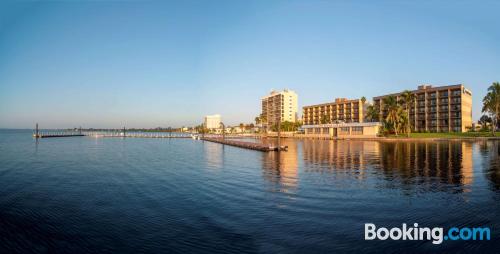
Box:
482;82;500;135
255;116;260;125
365;105;379;122
361;96;367;105
383;96;400;135
400;90;415;136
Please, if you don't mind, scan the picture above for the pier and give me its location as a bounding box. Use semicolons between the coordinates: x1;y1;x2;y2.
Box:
201;137;287;152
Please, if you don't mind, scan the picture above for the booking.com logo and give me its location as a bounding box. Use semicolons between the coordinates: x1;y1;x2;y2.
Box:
365;223;491;244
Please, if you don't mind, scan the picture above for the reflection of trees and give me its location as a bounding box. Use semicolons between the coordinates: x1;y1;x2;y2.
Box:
377;142;473;192
302;139;376;181
480;141;500;190
301;139;474;192
261;140;299;192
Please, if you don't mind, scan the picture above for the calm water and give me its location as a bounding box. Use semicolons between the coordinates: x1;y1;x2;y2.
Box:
0;129;499;253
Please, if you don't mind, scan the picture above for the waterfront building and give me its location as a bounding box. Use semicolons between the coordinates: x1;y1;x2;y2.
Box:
302;122;382;138
373;84;472;132
204;114;222;130
302;98;365;125
261;89;298;129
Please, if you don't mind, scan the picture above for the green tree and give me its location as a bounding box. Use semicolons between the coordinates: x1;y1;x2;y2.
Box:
320;114;328;124
365;105;379;122
482;82;500;135
383;96;401;135
361;96;367;105
479;115;492;131
400;90;416;136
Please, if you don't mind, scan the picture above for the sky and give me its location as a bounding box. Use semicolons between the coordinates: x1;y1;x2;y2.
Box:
0;0;498;129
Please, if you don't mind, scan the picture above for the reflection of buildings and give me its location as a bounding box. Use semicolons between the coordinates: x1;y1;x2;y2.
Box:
302;139;379;180
377;141;474;191
300;139;474;192
261;139;299;191
204;141;223;169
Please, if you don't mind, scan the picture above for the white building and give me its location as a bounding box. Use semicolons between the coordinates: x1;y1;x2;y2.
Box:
261;89;298;129
204;114;222;129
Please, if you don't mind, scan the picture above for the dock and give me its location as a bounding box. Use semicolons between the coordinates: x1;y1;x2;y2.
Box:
201;137;287;152
33;133;85;138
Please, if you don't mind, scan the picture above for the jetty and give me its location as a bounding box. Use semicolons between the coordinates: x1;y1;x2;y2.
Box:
201;137;287;152
34;133;85;138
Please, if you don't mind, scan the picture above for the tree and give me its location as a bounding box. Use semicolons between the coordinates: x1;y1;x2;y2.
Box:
479;115;492;131
365;105;379;122
482;82;500;135
239;123;245;131
383;96;401;135
255;116;260;125
320;114;328;124
361;96;367;105
400;90;416;136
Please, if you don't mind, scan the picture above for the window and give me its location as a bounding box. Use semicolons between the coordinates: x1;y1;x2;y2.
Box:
351;126;363;135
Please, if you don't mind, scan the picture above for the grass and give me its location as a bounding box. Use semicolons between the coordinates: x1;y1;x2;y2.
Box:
387;132;500;138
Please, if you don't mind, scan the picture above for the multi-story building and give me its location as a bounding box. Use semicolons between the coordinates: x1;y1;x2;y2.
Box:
261;89;298;129
373;84;472;132
302;98;365;125
204;114;222;129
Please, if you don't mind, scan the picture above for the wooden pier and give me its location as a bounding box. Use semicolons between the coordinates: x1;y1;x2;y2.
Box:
33;133;85;138
201;137;287;152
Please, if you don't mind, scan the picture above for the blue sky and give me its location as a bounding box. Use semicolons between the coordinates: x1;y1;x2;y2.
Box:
0;0;498;128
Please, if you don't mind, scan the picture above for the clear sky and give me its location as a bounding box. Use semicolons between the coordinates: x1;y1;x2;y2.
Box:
0;0;498;129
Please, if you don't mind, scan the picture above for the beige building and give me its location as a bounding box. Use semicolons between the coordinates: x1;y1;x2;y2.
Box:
302;122;382;138
373;84;472;132
303;98;365;125
261;89;298;129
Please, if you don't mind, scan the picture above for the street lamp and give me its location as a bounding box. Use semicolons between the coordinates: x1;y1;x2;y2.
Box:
220;122;225;140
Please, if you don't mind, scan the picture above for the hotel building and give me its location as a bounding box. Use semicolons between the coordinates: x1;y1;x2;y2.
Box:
302;98;365;125
373;84;472;132
204;114;222;130
261;89;298;129
302;98;382;138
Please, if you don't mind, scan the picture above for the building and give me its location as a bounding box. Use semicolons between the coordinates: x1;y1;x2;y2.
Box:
373;84;472;132
204;114;222;130
302;98;365;125
261;89;298;129
302;122;382;138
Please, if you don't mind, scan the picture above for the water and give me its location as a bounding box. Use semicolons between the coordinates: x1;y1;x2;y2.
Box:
0;129;499;253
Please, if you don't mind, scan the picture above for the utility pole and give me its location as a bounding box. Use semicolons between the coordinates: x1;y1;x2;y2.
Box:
220;122;225;140
277;117;281;151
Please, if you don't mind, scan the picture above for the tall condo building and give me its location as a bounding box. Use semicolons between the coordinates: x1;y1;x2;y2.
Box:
204;114;222;129
303;98;365;125
373;84;472;132
261;89;298;129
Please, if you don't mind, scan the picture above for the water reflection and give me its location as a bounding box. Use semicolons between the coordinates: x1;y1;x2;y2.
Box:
375;141;474;193
302;139;376;181
262;139;477;193
480;141;500;190
204;141;224;170
261;140;299;192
